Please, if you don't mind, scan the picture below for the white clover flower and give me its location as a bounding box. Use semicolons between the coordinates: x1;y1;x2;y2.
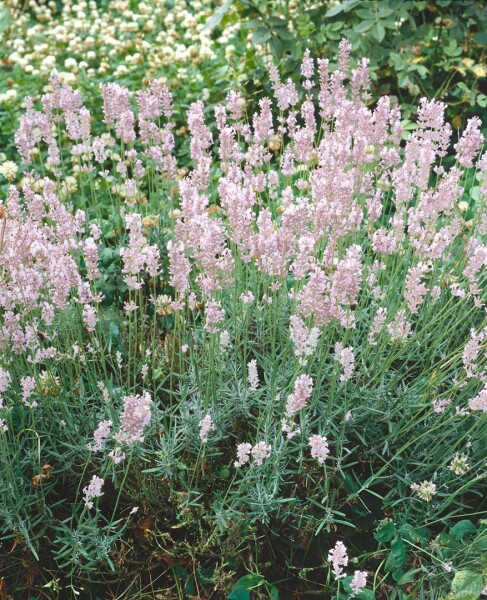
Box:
410;480;437;502
64;57;78;70
448;454;469;476
0;161;18;181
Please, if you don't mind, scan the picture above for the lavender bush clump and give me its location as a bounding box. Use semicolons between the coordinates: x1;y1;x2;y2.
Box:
0;41;486;598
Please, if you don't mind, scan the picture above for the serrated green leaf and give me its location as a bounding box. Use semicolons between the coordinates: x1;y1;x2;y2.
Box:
326;4;346;17
228;574;266;600
371;22;385;42
202;0;233;32
268;16;286;27
385;537;407;574
252;28;271;45
474;32;487;45
414;64;428;77
450;520;477;540
451;570;482;600
378;6;394;17
0;6;12;33
477;94;487;108
269;585;279;600
234;574;265;590
375;520;396;543
246;18;264;29
274;27;294;41
228;587;249;600
184;578;197;596
398;524;430;544
355;20;374;33
396;568;422;585
355;8;374;19
269;37;284;58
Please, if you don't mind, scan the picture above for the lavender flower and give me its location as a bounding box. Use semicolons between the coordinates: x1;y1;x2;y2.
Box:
115;393;153;445
309;435;330;464
454;116;483;168
290;315;321;365
199;414;215;443
234;443;252;467
87;419;112;452
83;474;104;509
247;359;259;391
21;376;37;408
251;441;272;466
335;343;355;383
286;374;313;417
350;570;368;595
328;541;348;579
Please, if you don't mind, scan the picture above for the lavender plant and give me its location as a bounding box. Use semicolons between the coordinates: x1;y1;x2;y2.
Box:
0;41;486;598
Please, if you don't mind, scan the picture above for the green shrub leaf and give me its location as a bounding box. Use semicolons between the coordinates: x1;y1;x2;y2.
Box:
450;570;483;600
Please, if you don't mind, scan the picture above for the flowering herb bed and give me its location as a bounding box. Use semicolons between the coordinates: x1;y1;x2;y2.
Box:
0;11;486;599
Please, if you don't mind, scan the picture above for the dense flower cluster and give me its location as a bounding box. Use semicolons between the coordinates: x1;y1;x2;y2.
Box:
0;179;91;359
0;40;486;598
3;0;241;85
